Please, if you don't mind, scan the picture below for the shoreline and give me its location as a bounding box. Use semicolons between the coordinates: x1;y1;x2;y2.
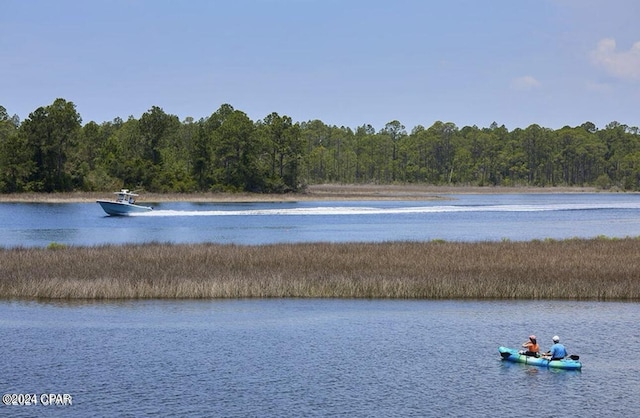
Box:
0;184;618;203
3;184;638;301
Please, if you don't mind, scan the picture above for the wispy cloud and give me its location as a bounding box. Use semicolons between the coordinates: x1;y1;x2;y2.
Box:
510;76;541;90
590;38;640;81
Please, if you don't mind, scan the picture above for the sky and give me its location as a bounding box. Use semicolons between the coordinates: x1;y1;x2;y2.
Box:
2;0;639;131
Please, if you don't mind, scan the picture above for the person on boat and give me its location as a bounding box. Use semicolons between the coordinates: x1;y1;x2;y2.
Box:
544;335;567;360
521;335;539;357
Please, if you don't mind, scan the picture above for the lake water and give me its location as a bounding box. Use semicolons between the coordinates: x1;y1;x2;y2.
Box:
2;193;640;416
1;299;639;417
2;193;640;247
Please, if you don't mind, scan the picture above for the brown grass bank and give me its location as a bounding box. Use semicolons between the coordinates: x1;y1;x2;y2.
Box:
1;238;639;300
0;184;612;203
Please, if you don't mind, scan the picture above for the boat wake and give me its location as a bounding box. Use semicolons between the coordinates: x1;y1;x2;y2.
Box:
134;202;640;217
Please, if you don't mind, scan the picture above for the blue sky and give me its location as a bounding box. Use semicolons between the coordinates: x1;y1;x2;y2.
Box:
2;0;639;131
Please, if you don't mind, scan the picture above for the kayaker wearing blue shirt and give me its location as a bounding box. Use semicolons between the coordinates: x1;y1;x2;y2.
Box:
544;335;567;360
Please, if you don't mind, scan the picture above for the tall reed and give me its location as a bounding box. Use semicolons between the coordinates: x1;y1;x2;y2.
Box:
1;238;639;300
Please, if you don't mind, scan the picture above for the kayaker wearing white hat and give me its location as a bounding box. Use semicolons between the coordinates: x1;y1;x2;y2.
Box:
544;335;567;360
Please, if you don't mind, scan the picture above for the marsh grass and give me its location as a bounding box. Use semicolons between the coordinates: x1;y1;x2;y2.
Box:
1;238;639;300
0;184;606;203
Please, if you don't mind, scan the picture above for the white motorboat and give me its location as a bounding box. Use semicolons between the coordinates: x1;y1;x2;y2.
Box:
96;189;152;216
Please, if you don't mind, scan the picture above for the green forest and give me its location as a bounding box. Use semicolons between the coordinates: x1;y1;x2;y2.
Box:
1;98;640;193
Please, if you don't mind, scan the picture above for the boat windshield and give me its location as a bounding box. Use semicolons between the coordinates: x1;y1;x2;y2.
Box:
116;192;136;204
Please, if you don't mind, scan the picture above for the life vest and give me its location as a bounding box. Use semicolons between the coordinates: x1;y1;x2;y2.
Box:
525;342;539;353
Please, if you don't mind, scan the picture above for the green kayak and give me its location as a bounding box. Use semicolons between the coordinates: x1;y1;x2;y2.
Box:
499;346;582;370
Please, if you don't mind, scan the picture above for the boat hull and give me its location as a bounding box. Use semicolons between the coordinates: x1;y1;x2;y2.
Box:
97;200;152;216
499;346;582;370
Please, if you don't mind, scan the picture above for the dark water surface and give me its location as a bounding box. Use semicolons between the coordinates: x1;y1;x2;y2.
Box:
1;299;639;417
2;193;640;247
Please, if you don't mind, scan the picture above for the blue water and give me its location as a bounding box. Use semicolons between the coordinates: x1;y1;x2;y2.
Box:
1;299;639;417
2;193;640;247
2;194;640;416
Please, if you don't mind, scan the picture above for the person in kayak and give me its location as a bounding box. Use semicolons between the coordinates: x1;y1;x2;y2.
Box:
521;335;540;357
543;335;567;360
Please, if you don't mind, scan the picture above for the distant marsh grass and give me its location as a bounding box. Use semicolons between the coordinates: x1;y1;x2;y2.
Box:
1;238;639;300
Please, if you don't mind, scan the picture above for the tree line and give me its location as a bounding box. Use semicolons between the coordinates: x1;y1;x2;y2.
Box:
1;98;639;193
